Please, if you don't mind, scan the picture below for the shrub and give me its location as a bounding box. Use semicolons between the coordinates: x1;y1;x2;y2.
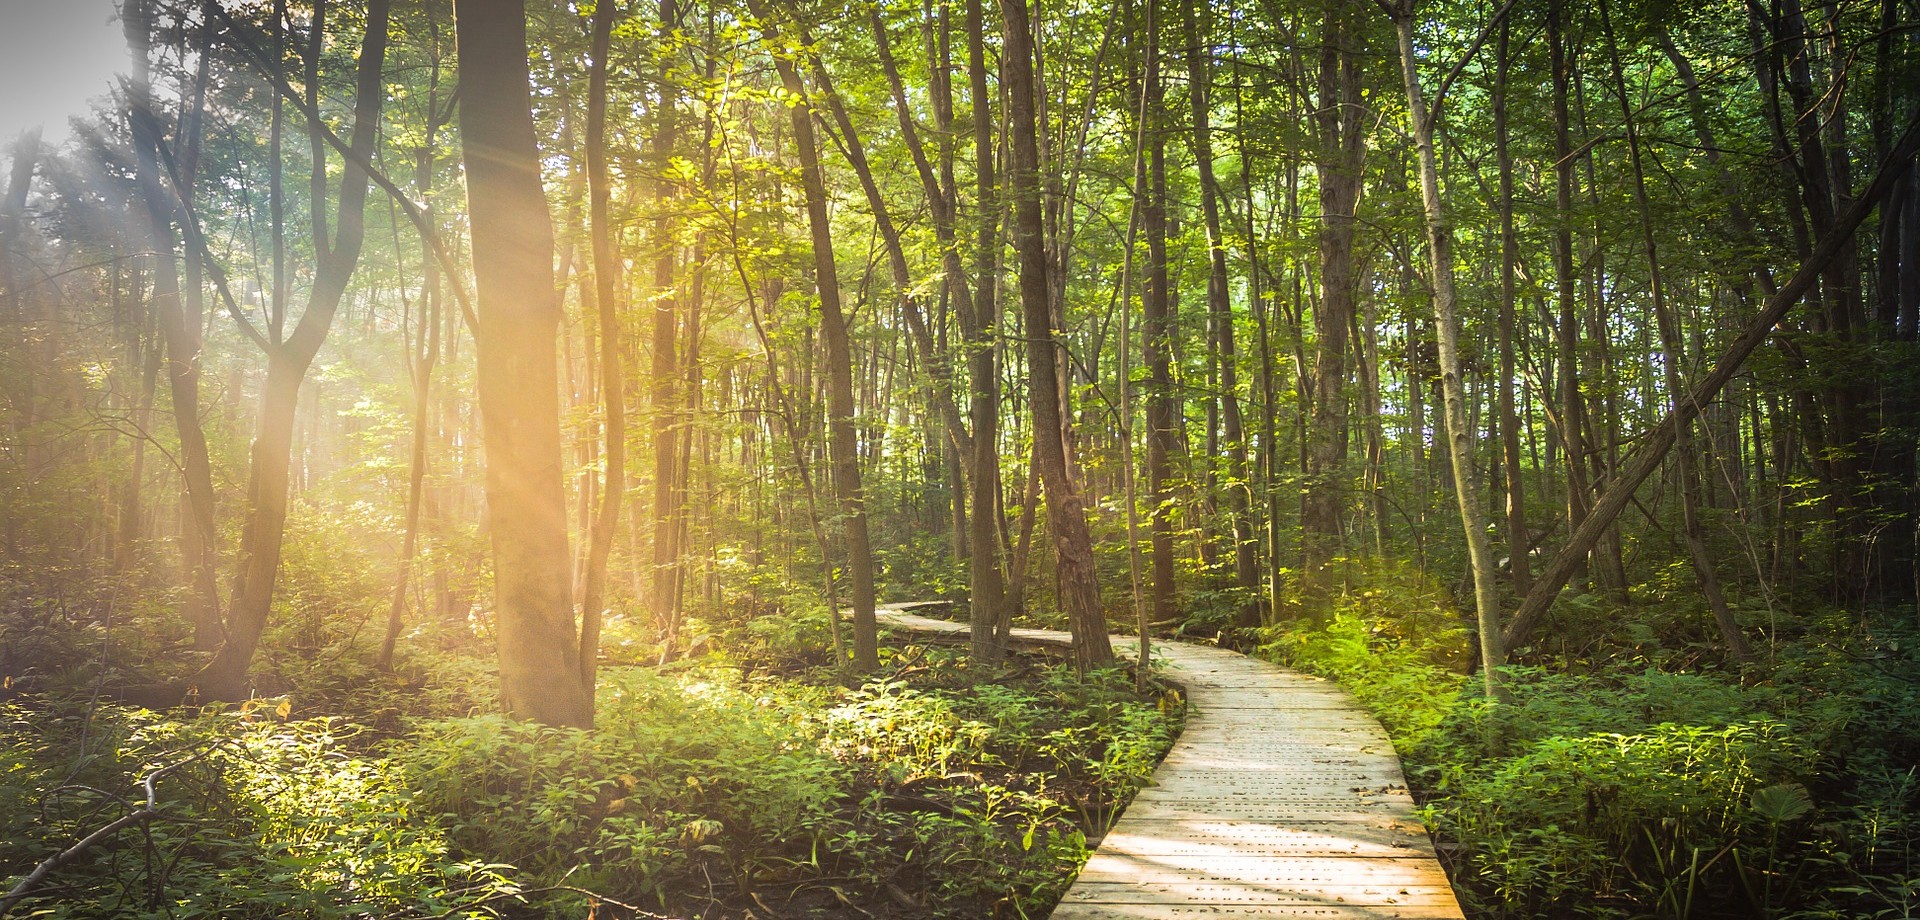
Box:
0;699;511;919
399;668;847;901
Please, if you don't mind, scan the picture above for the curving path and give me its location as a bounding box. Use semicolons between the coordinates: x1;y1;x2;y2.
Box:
874;602;1465;920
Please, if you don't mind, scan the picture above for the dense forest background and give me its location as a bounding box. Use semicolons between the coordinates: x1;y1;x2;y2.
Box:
1;0;1918;915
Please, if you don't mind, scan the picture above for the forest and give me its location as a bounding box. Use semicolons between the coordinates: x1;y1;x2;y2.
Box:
0;0;1917;915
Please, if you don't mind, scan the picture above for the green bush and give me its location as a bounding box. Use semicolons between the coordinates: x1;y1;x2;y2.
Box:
1435;719;1813;911
0;699;513;919
399;668;847;900
1253;561;1920;920
5;642;1180;919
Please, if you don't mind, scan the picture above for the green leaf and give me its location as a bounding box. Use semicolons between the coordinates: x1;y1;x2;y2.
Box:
1749;783;1812;824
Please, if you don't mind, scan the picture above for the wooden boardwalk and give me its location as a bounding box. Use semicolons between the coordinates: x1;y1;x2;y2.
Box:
874;603;1465;920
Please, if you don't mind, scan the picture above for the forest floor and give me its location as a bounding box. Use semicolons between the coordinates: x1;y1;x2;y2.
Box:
0;630;1184;920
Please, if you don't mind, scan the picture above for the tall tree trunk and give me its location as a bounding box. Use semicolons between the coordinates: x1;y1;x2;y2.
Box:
197;0;392;703
1493;18;1530;596
379;107;445;672
1002;0;1113;668
578;0;627;692
1301;0;1366;600
1142;0;1179;626
1547;0;1593;591
649;0;687;652
454;0;593;727
1390;4;1504;698
965;0;1011;655
1121;0;1153;687
869;3;1010;658
754;0;880;671
1184;0;1258;628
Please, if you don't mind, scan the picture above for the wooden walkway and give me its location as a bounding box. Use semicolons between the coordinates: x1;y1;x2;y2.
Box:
874;603;1465;920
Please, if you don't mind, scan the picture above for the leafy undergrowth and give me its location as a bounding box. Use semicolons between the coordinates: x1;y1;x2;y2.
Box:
0;644;1183;920
1257;561;1920;920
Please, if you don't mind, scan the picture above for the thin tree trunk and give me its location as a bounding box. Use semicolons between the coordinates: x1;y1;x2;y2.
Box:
122;0;222;651
754;0;879;670
1547;0;1593;591
1142;0;1179;626
649;0;685;652
1184;0;1258;627
1493;18;1530;596
1121;2;1153;690
378;93;445;672
1391;4;1504;698
577;0;628;691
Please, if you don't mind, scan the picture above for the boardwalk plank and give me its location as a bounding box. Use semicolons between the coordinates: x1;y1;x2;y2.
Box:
873;605;1464;920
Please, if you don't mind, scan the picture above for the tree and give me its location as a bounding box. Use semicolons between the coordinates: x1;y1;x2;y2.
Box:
197;0;394;701
122;0;222;651
751;0;881;671
1300;0;1366;598
454;0;594;727
1384;0;1505;697
1001;0;1113;669
1184;0;1259;628
577;0;629;692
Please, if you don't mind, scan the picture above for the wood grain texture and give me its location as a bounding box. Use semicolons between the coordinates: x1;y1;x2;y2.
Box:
874;603;1465;920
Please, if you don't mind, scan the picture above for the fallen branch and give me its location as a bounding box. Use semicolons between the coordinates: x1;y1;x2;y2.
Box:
1503;111;1920;650
0;745;221;917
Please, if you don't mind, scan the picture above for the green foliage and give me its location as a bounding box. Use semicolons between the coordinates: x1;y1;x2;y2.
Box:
400;668;848;899
1257;561;1471;747
0;699;515;919
2;651;1180;919
811;651;1180;912
1255;562;1920;920
1435;718;1811;911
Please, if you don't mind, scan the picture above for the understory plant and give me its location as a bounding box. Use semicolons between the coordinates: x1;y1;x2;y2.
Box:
2;646;1180;920
1256;562;1920;920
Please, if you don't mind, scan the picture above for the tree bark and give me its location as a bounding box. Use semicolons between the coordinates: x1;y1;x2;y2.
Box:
454;0;594;727
1142;0;1179;627
754;0;880;671
1002;0;1113;668
965;0;1011;657
1391;4;1504;698
1301;0;1365;599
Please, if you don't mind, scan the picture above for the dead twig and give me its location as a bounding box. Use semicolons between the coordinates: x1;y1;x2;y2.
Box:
0;744;223;917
